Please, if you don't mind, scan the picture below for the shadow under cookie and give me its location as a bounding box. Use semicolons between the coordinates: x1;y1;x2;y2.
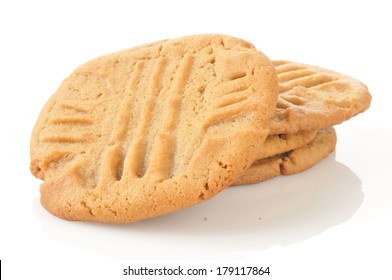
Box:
32;155;363;259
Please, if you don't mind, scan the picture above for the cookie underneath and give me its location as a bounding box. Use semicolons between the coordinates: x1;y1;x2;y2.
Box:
232;127;337;186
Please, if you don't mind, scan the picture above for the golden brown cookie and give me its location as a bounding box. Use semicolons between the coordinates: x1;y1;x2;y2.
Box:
30;34;278;223
232;127;336;185
258;129;317;159
269;61;371;134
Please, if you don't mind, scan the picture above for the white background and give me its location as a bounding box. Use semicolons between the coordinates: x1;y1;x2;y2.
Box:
1;0;391;279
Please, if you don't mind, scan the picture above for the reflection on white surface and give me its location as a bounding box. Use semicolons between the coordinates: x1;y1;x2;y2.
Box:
32;153;363;259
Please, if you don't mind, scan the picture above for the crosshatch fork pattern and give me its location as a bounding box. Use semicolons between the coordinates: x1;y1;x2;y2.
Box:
30;35;279;222
31;35;276;202
268;60;371;134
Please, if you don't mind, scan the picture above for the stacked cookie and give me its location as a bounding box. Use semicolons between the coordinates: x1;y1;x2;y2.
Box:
30;34;371;223
234;60;371;185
